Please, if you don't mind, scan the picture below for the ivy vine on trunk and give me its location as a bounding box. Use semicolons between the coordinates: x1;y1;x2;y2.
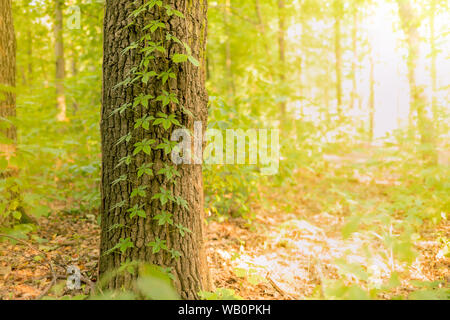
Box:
99;0;211;299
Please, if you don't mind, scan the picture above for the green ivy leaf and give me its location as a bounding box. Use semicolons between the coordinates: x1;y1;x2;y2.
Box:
151;187;176;206
135;115;155;130
112;175;127;186
116;156;132;169
133;139;156;156
137;163;154;178
104;238;134;256
170;249;182;260
127;205;147;219
116;133;132;146
131;186;147;199
153;211;174;226
172;54;188;63
176;224;192;237
157;164;181;181
188;55;200;67
147;237;168;254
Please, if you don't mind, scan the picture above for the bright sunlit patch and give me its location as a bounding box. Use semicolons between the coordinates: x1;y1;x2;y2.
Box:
288;0;450;141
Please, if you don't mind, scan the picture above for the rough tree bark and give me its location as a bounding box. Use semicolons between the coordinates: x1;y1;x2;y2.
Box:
99;0;211;299
0;0;20;227
0;0;17;176
54;0;67;122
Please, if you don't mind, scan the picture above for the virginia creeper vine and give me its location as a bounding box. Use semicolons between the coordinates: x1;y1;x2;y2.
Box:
106;0;200;266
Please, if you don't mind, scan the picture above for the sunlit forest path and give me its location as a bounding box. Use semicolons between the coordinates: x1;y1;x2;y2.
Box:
207;147;449;300
2;147;447;300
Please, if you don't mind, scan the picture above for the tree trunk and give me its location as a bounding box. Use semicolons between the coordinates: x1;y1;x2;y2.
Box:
255;0;274;86
351;6;358;110
223;0;235;97
369;52;375;142
27;28;33;81
429;0;438;124
0;0;21;227
255;0;269;53
297;4;306;118
71;53;79;115
397;0;437;165
99;0;211;300
334;0;343;115
25;0;33;85
0;0;16;175
278;0;287;118
54;0;67;122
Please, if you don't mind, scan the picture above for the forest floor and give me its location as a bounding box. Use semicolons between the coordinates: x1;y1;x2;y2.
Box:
0;153;448;300
207;165;449;299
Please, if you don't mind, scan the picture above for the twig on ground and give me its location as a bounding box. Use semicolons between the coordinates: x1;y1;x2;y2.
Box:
266;272;297;300
313;258;326;298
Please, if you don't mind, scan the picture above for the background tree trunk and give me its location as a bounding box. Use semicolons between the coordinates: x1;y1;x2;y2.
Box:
397;0;437;165
278;0;286;118
223;0;235;97
99;0;211;299
297;4;306;118
351;5;358;110
429;0;438;125
25;0;33;86
71;50;79;115
254;0;269;53
54;0;67;122
369;51;375;142
334;0;343;115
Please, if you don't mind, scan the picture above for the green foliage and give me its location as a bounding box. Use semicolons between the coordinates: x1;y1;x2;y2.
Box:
3;0;450;301
203;97;262;220
103;237;135;256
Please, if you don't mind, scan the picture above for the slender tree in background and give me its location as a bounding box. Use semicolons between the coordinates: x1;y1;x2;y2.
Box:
26;1;33;84
369;49;375;142
99;0;211;299
16;0;34;86
333;0;343;114
254;0;275;86
278;0;287;118
54;0;67;122
351;2;359;110
397;0;437;165
254;0;269;53
296;1;306;118
223;0;235;97
429;0;438;125
71;43;79;115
